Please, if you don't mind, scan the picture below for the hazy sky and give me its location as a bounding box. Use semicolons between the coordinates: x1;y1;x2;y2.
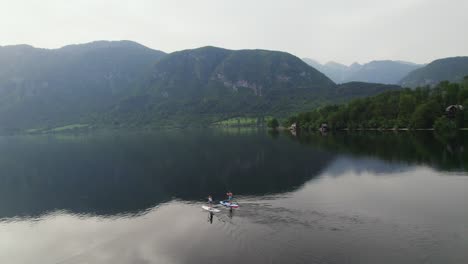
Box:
0;0;467;65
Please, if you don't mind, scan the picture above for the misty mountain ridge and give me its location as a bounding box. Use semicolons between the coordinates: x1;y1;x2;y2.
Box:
303;58;424;84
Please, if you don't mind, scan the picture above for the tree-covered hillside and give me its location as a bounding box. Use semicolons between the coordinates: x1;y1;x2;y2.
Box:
287;78;468;130
103;46;339;126
400;57;468;88
0;41;166;130
0;42;404;131
332;82;401;102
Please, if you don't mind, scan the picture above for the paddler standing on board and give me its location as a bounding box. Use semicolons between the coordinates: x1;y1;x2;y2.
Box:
226;191;234;214
226;191;233;202
208;195;213;208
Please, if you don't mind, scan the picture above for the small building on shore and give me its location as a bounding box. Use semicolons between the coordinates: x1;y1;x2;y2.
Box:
289;122;297;131
319;123;329;133
446;105;464;118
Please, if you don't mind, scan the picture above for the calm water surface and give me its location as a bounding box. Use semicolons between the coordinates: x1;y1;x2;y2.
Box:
0;130;467;264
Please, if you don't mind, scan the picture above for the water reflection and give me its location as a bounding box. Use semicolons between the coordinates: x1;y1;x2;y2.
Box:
0;130;467;263
208;211;214;224
290;131;468;171
0;130;467;219
0;130;333;218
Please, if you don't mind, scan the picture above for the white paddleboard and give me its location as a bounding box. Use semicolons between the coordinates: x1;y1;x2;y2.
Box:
202;205;220;213
220;201;239;208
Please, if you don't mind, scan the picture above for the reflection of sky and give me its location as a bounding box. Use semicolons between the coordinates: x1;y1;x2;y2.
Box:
294;158;468;227
1;164;467;264
0;204;200;264
322;155;415;176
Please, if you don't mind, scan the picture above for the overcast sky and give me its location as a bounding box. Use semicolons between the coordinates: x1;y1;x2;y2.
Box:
0;0;467;65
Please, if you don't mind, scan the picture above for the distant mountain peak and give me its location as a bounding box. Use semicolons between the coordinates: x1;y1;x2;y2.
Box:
325;61;346;67
0;44;36;50
302;57;321;64
394;60;421;66
183;45;228;51
349;62;362;68
302;58;422;84
58;40;163;53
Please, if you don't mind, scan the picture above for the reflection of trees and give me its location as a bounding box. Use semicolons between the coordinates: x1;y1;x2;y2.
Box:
267;129;279;139
0;130;334;217
291;131;468;172
2;130;465;218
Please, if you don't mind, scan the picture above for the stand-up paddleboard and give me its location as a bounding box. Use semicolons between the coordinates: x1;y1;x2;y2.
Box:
202;205;220;213
220;201;239;208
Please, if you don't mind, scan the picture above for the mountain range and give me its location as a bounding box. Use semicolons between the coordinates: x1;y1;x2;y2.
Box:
302;58;423;84
0;41;402;130
0;40;466;131
303;56;468;88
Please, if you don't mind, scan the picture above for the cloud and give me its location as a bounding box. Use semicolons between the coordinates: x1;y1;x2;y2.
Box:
0;0;466;64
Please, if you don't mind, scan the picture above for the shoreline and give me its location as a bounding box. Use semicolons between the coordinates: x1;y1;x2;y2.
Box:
287;127;468;132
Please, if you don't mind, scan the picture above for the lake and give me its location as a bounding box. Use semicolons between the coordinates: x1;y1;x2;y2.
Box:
0;129;467;264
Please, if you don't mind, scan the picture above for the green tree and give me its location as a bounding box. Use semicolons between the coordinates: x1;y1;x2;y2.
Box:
410;100;442;128
285;80;465;131
463;75;468;89
463;98;468;128
443;83;460;106
398;93;416;126
458;85;468;103
434;116;457;133
268;118;279;130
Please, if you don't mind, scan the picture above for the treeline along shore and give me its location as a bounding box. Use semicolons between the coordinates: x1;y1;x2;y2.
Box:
285;78;468;132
